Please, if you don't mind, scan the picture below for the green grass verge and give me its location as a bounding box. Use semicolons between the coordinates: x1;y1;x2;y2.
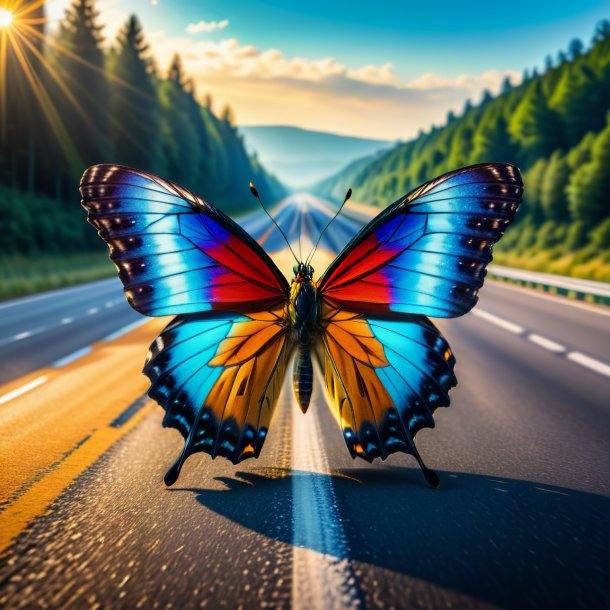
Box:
493;249;610;283
0;253;116;301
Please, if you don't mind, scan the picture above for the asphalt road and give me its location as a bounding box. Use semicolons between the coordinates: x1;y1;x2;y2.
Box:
1;194;609;610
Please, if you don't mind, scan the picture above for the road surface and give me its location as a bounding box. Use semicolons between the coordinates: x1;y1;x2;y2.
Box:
1;193;609;610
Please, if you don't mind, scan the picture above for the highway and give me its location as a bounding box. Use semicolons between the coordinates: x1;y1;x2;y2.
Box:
0;193;609;610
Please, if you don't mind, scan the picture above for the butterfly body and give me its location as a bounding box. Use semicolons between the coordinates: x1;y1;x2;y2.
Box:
288;263;318;413
81;162;523;488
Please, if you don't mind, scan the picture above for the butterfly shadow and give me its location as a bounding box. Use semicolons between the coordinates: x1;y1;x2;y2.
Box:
172;466;609;609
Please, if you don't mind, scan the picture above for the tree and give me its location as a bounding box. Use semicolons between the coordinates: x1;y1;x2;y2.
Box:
567;116;610;226
509;79;564;163
221;104;235;127
568;38;584;60
550;63;605;145
110;15;165;172
540;151;570;221
471;107;518;165
159;54;201;188
53;0;112;168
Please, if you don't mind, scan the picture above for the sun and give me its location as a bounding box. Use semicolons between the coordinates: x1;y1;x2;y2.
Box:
0;8;13;28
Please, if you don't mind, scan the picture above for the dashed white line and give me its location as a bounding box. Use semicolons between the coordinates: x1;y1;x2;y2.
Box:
566;352;610;377
472;308;610;378
87;307;99;315
52;346;92;368
0;376;48;406
61;317;73;325
528;334;566;353
470;309;524;334
14;331;32;341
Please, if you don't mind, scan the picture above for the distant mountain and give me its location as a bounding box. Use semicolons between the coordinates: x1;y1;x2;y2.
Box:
238;125;395;189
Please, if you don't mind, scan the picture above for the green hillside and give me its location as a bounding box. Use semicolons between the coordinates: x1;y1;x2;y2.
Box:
315;21;610;282
0;1;286;299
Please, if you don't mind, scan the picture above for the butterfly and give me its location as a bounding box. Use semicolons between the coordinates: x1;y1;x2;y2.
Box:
81;162;523;488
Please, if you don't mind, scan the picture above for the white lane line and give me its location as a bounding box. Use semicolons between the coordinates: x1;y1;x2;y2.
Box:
470;308;524;334
528;334;566;353
103;318;148;342
0;376;48;406
566;352;610;377
61;317;73;325
292;395;362;610
0;329;43;347
87;307;99;315
52;346;92;368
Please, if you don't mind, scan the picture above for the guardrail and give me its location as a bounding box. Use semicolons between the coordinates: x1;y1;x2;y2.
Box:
488;265;610;306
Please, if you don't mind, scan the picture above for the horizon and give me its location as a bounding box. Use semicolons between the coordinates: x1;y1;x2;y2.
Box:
44;0;609;140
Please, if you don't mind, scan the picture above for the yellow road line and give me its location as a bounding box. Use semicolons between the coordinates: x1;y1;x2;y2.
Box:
0;402;155;556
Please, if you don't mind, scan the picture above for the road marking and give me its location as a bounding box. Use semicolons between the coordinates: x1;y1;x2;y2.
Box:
87;307;99;315
52;346;92;368
470;309;524;334
61;317;73;325
472;309;610;378
103;318;148;341
566;352;610;377
0;376;47;405
528;334;566;353
14;331;32;341
291;395;363;610
0;401;155;556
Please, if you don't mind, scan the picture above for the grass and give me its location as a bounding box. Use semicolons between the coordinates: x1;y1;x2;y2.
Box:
0;253;116;301
493;249;610;283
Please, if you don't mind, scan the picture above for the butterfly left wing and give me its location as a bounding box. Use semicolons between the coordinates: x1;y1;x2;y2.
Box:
80;165;289;316
144;306;294;484
317;163;523;318
314;305;456;487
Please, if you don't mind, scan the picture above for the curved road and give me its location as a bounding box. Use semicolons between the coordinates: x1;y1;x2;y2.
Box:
0;194;609;610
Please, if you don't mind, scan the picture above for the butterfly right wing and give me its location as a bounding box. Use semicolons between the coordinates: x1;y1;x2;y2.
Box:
144;305;294;483
314;304;456;485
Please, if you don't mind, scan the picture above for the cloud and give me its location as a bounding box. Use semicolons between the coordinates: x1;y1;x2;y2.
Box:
148;33;521;139
186;19;229;34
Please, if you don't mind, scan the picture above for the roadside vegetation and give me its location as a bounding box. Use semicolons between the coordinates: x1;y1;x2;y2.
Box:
315;21;610;282
0;1;286;300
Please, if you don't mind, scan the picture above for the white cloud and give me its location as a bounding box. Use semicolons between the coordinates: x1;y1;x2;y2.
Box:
186;19;229;34
147;32;521;139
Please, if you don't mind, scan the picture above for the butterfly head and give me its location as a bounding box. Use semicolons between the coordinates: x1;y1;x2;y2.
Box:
293;262;314;282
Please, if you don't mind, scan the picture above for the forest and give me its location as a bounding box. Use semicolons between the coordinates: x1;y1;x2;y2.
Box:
315;21;610;282
0;0;286;298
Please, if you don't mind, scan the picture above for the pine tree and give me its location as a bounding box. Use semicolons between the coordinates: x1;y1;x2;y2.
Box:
159;54;200;188
471;106;518;164
53;0;112;168
550;63;605;145
540;151;570;221
567;115;610;226
509;79;564;163
110;15;164;172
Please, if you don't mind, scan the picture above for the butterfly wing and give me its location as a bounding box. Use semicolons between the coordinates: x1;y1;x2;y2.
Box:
80;164;289;316
144;306;294;483
317;163;523;318
315;305;455;476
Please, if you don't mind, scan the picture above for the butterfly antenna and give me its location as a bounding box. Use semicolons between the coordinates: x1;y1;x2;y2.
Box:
306;188;352;265
250;183;299;263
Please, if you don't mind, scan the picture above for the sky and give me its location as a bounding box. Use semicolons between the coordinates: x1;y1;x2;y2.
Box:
46;0;610;140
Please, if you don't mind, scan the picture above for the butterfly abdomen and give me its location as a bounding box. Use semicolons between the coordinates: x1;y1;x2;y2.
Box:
293;344;313;413
289;277;317;413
